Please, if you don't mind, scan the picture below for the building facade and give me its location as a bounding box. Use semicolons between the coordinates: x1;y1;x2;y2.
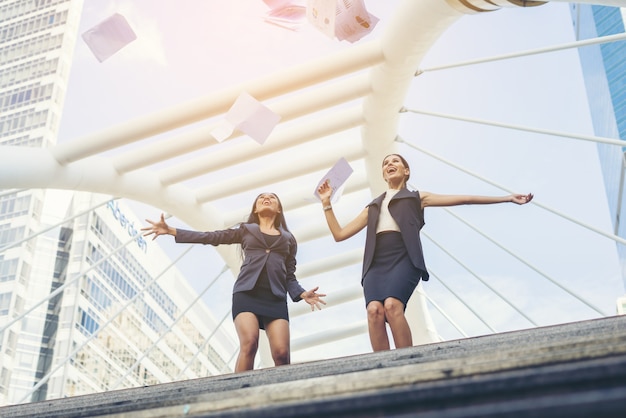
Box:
43;194;235;401
0;0;235;405
570;4;626;292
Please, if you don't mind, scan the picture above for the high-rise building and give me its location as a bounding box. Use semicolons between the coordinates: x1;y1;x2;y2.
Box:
570;4;626;294
0;0;235;405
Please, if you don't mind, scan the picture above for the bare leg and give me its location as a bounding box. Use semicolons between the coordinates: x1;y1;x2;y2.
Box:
234;312;260;372
264;318;291;366
384;297;413;349
366;301;390;351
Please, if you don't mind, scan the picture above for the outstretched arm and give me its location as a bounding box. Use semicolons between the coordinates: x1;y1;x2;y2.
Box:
317;179;368;242
142;213;177;240
420;192;533;208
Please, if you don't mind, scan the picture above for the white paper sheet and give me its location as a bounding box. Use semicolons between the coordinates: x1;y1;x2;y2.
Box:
306;0;378;43
313;157;354;203
306;0;336;39
82;13;137;62
335;0;379;43
211;92;281;144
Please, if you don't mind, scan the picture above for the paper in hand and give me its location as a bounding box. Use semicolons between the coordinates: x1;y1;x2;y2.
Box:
314;157;353;203
82;13;137;62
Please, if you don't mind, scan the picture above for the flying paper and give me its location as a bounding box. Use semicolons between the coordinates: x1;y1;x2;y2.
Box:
335;0;379;43
82;13;137;62
263;0;307;31
210;92;281;144
306;0;378;42
306;0;335;39
314;157;354;203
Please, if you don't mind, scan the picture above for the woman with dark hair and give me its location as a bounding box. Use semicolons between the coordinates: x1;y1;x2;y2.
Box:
142;192;325;372
317;154;532;352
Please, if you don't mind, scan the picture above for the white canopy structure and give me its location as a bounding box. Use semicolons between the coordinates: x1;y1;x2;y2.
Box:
1;0;624;367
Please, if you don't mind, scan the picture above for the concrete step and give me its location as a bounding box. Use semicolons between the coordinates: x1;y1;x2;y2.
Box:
2;315;625;417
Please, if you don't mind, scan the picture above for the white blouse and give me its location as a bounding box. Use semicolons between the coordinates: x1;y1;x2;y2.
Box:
375;189;401;234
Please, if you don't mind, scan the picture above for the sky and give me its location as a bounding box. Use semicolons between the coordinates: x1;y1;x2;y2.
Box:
55;0;625;365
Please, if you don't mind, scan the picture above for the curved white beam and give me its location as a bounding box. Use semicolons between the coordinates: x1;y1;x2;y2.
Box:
160;106;366;186
361;0;464;195
194;143;366;203
291;321;368;351
221;173;369;227
295;249;364;279
447;0;624;14
291;286;363;318
50;41;383;166
113;73;373;174
0;147;224;229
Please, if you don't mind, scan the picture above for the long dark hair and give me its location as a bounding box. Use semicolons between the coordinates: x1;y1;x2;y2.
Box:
245;192;290;232
238;193;289;261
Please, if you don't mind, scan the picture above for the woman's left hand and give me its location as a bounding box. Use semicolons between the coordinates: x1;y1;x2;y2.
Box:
301;286;327;311
511;193;534;205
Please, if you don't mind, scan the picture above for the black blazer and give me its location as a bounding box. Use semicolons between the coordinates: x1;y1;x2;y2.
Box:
175;223;305;301
363;188;429;282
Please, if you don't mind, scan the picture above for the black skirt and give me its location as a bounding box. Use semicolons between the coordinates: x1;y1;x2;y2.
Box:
232;266;288;330
362;231;424;308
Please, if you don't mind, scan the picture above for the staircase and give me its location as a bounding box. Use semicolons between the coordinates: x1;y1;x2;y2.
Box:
1;315;625;417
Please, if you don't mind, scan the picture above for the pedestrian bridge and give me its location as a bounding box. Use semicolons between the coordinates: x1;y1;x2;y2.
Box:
1;0;625;410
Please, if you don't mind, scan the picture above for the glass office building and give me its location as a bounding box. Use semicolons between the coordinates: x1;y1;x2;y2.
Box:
570;4;626;291
0;0;235;405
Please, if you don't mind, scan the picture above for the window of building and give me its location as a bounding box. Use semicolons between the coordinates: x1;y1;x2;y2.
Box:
78;308;99;336
0;257;18;283
0;291;12;315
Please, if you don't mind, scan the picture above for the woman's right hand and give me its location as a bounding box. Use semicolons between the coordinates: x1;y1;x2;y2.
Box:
141;213;173;240
317;179;333;205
